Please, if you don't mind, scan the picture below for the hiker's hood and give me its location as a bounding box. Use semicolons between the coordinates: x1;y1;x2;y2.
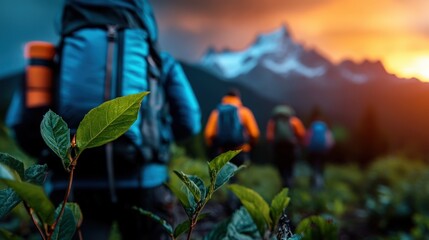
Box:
221;95;242;107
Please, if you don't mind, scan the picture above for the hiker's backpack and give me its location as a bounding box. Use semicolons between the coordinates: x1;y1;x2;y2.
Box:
56;0;171;169
6;0;170;178
215;104;246;148
307;121;330;153
273;115;297;145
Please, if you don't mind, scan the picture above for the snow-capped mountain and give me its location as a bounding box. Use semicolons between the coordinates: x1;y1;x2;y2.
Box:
200;25;403;86
201;25;330;80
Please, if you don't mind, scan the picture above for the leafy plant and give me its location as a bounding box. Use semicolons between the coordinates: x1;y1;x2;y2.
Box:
134;150;243;240
228;184;292;239
204;206;261;240
295;215;338;240
0;92;147;239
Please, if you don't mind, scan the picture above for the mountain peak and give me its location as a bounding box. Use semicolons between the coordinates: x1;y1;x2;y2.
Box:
252;24;292;46
200;24;328;79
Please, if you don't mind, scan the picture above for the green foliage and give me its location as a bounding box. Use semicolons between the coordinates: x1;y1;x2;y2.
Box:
108;221;122;240
1;93;146;239
0;154;50;221
51;204;79;240
174;171;203;203
40;110;70;168
411;214;429;239
295;215;338;240
133;207;173;235
0;189;21;220
76;92;148;154
364;155;429;233
0;122;35;167
204;207;261;240
0;154;24;178
136;150;242;240
0;179;55;224
228;184;271;235
270;188;291;227
229;184;291;238
208;150;240;187
24;164;48;185
235;164;282;201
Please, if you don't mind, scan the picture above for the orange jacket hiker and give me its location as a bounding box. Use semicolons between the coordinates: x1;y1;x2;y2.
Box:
205;93;260;153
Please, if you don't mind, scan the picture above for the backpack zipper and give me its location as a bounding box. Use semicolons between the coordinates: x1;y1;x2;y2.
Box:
105;25;118;203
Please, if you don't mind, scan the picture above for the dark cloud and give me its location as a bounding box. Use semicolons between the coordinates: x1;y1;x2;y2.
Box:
151;0;327;19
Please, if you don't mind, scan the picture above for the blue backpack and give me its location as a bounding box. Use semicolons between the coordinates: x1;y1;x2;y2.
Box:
215;104;245;148
307;121;329;153
7;0;168;176
57;1;172;166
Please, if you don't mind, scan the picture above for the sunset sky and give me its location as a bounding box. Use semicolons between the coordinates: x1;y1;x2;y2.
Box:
152;0;429;81
0;0;428;81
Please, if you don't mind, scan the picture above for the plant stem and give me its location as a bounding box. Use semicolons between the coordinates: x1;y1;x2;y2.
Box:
186;217;197;240
78;228;83;240
24;202;46;240
49;161;76;236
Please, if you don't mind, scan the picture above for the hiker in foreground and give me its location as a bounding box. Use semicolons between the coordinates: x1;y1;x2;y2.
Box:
266;105;306;188
204;88;260;166
6;0;201;239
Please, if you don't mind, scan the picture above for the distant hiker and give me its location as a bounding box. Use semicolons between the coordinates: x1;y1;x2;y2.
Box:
204;88;260;166
305;115;334;190
266;105;306;188
6;0;201;239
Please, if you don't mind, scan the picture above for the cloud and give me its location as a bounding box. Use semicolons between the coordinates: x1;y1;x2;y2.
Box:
151;0;328;18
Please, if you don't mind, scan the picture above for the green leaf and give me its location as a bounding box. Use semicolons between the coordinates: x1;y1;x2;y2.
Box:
0;153;24;179
174;171;202;203
173;213;209;238
270;188;290;228
24;164;48;185
0;188;21;218
166;182;190;209
40;110;71;168
228;184;271;236
66;202;83;228
208;150;241;185
51;204;77;240
0;179;55;224
173;220;191;239
184;188;198;216
76;92;148;153
214;162;239;190
0;163;19;181
133;207;173;235
188;175;206;201
167;182;195;217
203;218;230;240
204;208;260;240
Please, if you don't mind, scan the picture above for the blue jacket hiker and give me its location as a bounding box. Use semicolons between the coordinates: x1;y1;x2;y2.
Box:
305;119;334;190
6;0;201;239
